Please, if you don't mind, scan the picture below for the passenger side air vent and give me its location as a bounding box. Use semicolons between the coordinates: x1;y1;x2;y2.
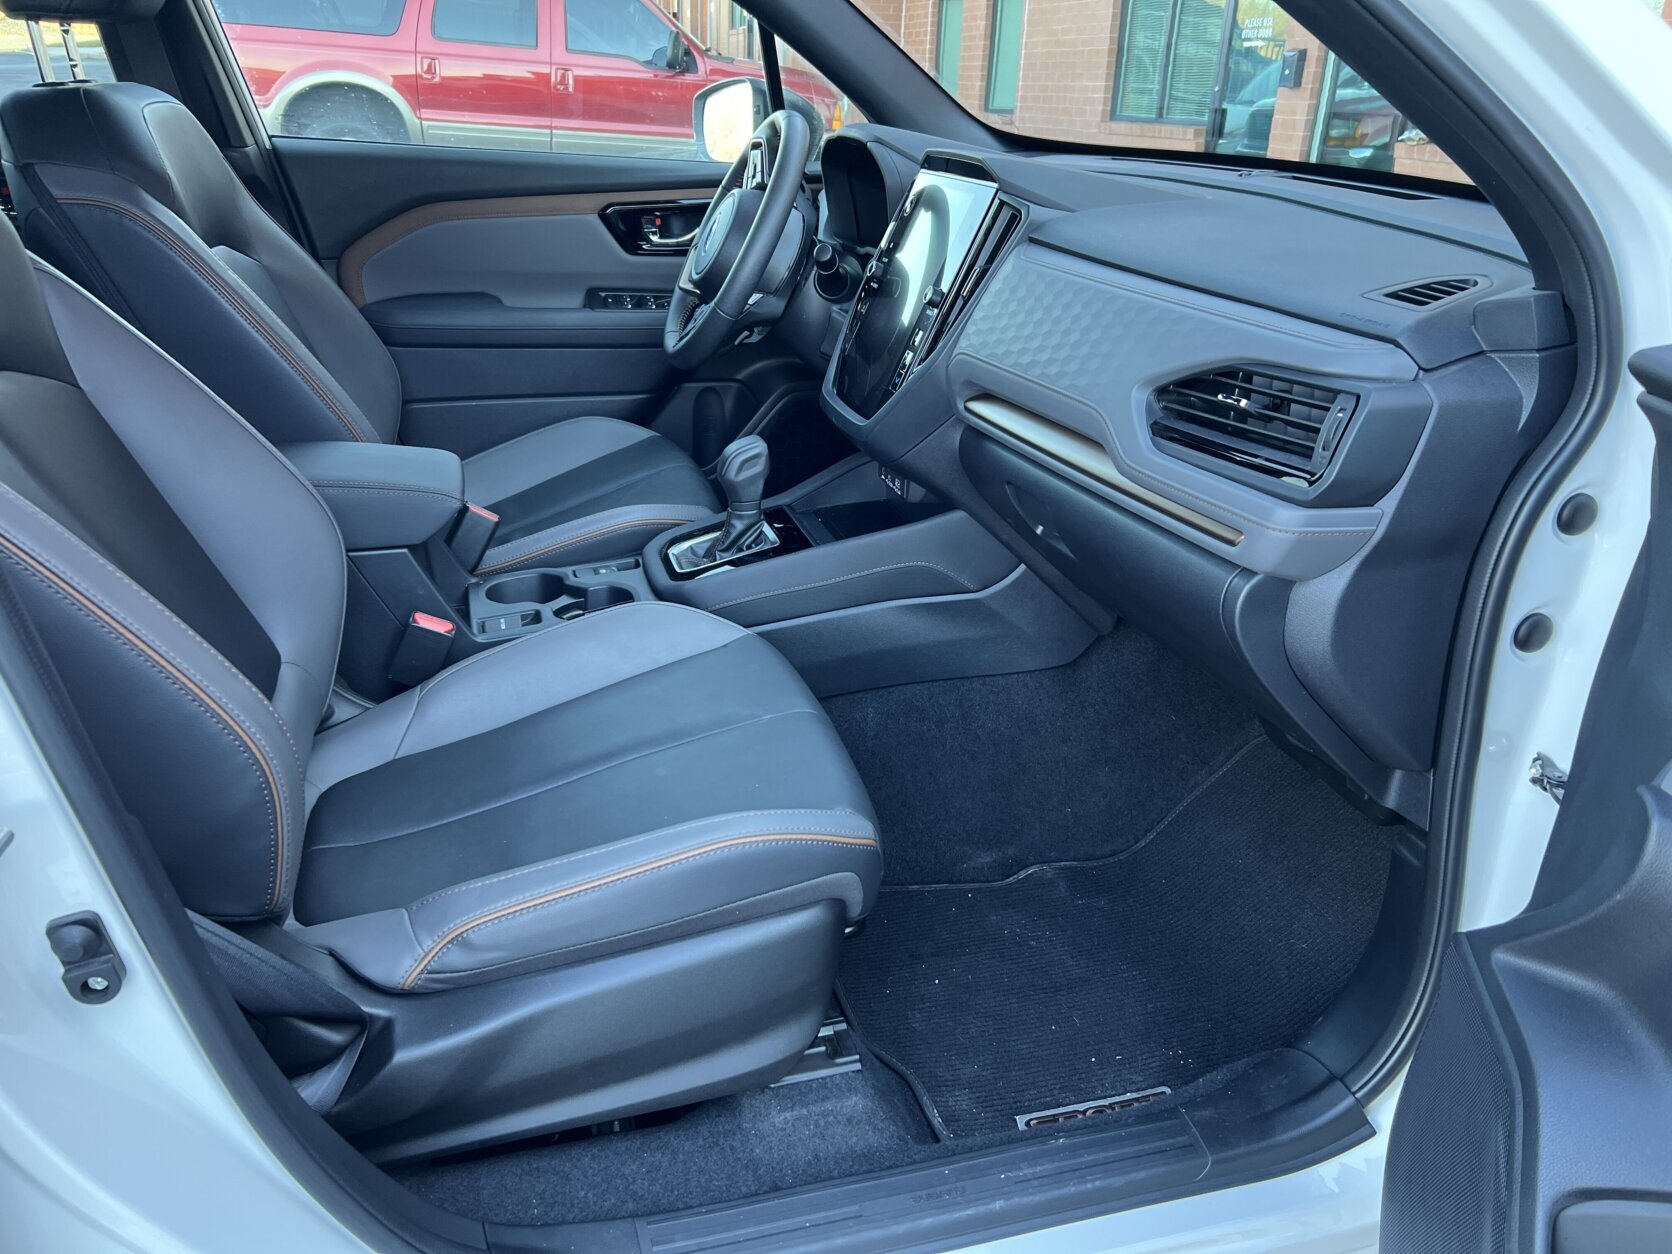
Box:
1376;276;1480;307
1152;368;1356;484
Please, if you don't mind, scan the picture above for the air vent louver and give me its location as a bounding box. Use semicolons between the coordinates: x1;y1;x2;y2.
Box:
1378;276;1479;307
1152;368;1356;484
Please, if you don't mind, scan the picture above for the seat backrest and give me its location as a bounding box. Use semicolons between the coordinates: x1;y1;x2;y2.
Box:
0;220;347;921
0;79;402;446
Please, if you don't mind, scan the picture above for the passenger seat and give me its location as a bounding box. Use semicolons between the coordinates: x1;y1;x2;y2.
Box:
0;17;719;572
0;227;879;1159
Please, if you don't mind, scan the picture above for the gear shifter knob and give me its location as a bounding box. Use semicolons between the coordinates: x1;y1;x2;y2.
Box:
716;435;769;514
701;436;771;563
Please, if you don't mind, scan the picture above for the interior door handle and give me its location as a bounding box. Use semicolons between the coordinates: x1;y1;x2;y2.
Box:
419;56;439;82
645;225;699;248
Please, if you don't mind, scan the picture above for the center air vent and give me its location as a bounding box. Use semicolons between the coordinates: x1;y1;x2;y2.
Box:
1152;368;1356;484
1377;276;1480;307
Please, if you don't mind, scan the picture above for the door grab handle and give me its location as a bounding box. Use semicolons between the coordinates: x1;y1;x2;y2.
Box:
646;226;699;248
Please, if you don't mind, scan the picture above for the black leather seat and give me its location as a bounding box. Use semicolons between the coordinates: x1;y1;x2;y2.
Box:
0;73;719;572
0;226;879;1156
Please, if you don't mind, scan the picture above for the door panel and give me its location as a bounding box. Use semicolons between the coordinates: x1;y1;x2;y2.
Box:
1381;346;1672;1253
269;136;723;454
338;189;710;306
271;136;721;259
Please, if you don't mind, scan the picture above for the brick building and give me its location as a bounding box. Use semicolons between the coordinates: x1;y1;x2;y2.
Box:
849;0;1672;185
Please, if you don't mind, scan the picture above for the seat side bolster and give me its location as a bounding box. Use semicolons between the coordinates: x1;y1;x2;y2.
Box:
0;487;305;919
297;809;881;992
34;260;347;744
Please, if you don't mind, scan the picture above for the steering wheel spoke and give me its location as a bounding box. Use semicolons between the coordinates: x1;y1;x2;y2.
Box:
662;109;812;370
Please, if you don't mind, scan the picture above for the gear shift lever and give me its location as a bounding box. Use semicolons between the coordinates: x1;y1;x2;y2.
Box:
701;435;772;562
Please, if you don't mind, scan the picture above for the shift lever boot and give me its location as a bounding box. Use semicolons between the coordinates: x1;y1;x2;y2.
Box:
701;435;771;562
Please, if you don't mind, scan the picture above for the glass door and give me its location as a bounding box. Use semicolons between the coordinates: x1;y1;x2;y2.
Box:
1206;0;1291;158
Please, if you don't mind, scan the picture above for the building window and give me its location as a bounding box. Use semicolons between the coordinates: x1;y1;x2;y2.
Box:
729;2;747;28
1112;0;1227;123
985;0;1023;113
936;0;964;95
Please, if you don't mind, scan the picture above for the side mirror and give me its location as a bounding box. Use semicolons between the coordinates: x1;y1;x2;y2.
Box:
692;77;767;163
692;78;828;164
662;28;695;74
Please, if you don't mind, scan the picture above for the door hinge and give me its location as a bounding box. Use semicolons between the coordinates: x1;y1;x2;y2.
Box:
46;912;126;1004
1529;752;1569;804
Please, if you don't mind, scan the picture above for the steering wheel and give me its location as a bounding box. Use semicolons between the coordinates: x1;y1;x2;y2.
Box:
664;108;812;369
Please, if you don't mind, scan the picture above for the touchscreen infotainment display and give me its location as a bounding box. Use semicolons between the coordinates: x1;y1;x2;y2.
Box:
834;167;999;418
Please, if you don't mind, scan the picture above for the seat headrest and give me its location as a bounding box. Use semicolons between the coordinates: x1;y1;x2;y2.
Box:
0;222;75;384
0;0;164;22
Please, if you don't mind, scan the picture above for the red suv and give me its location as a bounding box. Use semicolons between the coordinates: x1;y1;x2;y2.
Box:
215;0;842;153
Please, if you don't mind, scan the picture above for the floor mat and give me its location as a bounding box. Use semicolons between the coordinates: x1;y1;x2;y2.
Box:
395;1061;938;1225
838;737;1396;1138
823;630;1260;885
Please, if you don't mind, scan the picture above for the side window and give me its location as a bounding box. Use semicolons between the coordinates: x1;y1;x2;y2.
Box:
431;0;537;48
566;0;669;61
214;0;405;36
0;18;114;87
216;0;859;158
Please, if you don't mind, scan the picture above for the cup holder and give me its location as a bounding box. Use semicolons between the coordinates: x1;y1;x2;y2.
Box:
471;565;640;640
585;584;634;612
483;571;571;605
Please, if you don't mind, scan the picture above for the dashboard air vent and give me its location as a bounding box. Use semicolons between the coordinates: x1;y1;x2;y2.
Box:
1152;368;1356;484
1378;276;1479;307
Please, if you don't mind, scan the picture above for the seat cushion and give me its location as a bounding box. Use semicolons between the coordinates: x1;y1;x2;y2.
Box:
294;602;879;992
465;417;719;574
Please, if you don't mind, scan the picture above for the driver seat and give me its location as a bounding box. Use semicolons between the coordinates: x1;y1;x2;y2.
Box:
0;77;720;572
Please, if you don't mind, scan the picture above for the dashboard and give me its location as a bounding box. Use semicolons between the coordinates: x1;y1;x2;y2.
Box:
802;127;1575;827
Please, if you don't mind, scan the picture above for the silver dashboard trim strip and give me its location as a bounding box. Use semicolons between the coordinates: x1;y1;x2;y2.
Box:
962;395;1244;548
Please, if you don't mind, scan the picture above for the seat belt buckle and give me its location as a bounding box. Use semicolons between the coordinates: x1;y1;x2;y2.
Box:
389;611;457;686
449;503;499;574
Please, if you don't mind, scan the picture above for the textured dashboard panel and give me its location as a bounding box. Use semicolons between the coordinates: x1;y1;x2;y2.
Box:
959;245;1412;402
949;244;1413;580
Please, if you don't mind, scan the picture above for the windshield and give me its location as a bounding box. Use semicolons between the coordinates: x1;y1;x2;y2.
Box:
854;0;1477;184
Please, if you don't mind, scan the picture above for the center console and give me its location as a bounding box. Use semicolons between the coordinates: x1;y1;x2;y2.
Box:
301;152;1083;706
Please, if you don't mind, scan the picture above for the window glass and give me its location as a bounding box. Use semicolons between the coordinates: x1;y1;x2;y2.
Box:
215;0;405;36
567;0;672;61
935;0;962;95
0;18;114;88
216;0;859;157
854;0;1533;185
1111;0;1167;118
1158;0;1220;121
985;0;1022;113
431;0;535;47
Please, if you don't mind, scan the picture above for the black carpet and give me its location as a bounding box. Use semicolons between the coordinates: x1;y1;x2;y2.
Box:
823;630;1260;885
394;629;1398;1220
395;1062;938;1225
838;737;1396;1137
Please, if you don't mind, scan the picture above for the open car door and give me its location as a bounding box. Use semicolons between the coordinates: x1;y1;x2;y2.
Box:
1379;346;1672;1253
